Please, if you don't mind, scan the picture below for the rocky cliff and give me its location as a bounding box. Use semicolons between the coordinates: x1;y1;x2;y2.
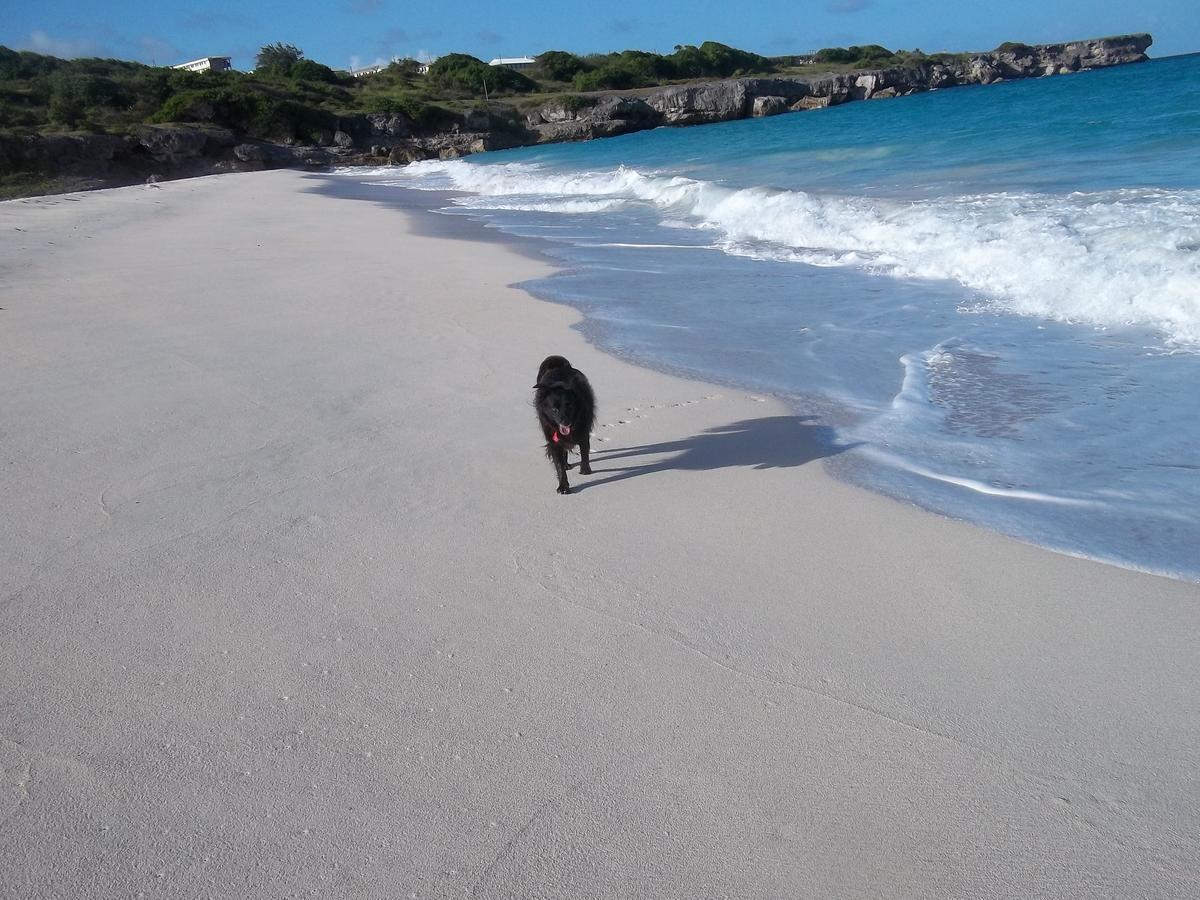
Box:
2;34;1151;195
522;33;1152;142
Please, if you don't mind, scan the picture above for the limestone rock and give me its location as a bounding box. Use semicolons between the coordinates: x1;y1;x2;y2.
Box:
644;78;812;125
855;73;883;98
388;145;431;164
752;96;789;117
790;96;831;110
533;119;630;142
530;99;591;124
646;81;750;124
531;96;660;143
365;114;411;138
964;56;1004;84
590;96;659;124
805;73;856;105
927;65;957;89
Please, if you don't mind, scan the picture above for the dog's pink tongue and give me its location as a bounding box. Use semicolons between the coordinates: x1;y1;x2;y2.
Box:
558;424;571;436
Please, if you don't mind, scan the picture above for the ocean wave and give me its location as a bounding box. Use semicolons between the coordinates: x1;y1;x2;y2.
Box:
455;196;629;214
376;160;1200;346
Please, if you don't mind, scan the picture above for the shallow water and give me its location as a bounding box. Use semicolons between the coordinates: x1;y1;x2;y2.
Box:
343;54;1200;581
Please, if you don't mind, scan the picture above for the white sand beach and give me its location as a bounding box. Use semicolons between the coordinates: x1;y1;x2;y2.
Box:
1;169;1197;898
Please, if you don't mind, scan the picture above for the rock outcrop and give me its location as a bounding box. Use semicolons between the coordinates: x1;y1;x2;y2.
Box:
129;124;236;162
232;142;332;168
752;96;789;117
526;96;659;142
0;132;126;174
520;33;1152;144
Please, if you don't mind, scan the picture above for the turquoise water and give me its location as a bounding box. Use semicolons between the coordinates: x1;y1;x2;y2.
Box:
347;54;1200;580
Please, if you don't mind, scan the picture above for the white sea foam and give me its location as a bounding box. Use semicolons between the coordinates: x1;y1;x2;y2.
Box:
379;160;1200;346
455;196;628;214
857;447;1103;506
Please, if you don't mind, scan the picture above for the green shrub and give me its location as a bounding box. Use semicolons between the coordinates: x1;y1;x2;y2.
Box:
994;42;1036;56
49;71;128;107
535;50;588;82
427;53;537;95
0;46;63;80
46;72;128;127
386;58;425;78
152;85;340;141
691;41;774;77
255;43;304;75
290;59;342;84
152;85;265;130
258;98;336;140
814;45;896;67
572;65;641;91
0;101;37;127
363;92;440;127
559;94;597;112
569;48;679;90
570;42;774;89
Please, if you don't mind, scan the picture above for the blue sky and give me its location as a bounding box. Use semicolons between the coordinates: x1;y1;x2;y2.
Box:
3;1;1197;72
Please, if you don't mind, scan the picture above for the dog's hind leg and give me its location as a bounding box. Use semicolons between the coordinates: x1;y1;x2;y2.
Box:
578;435;592;476
550;443;571;494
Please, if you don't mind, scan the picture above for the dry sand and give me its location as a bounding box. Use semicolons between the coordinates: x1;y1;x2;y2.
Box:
1;169;1197;899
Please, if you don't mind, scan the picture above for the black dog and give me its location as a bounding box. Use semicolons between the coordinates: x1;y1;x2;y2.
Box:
533;355;596;494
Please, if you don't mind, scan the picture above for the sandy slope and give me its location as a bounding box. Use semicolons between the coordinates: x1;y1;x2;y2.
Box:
0;169;1196;899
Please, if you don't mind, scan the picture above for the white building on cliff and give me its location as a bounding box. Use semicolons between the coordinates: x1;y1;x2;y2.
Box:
172;57;232;73
488;56;536;71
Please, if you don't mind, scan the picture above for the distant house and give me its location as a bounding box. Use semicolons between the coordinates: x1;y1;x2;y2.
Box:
488;56;536;71
172;57;232;73
352;58;434;77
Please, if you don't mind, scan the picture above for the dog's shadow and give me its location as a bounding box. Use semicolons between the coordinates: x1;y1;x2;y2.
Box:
574;415;858;491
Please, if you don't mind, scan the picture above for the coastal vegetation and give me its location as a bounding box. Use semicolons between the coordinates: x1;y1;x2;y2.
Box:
0;38;944;142
0;39;787;194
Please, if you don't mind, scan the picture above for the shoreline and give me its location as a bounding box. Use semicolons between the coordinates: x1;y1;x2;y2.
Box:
325;170;1200;584
1;169;1197;897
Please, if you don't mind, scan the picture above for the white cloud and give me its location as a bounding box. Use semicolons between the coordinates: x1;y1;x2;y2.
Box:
24;29;105;58
349;54;390;71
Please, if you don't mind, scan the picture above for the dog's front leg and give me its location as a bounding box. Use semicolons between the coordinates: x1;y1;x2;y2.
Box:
551;444;571;494
578;435;592;476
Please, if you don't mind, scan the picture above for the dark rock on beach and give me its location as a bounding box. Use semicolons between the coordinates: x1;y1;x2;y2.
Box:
129;124;236;163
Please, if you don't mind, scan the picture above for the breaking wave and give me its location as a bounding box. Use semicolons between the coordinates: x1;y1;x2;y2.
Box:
382;159;1200;347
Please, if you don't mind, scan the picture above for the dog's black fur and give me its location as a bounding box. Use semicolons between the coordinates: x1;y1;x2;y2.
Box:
533;355;596;494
